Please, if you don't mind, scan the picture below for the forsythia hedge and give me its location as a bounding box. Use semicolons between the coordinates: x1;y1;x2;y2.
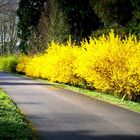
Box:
16;31;140;100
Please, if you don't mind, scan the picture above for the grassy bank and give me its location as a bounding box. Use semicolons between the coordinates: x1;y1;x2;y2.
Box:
0;89;35;140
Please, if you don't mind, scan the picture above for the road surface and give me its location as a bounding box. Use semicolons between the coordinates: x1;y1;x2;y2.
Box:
0;72;140;140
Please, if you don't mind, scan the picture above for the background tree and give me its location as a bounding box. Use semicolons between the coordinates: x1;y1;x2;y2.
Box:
128;0;140;38
28;0;70;54
89;0;135;37
59;0;100;43
17;0;46;54
90;0;133;26
0;0;19;55
17;0;140;54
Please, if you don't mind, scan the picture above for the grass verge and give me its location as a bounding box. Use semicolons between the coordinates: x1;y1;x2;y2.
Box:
39;79;140;113
0;89;35;140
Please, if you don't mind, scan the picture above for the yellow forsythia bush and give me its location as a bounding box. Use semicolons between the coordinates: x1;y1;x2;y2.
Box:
39;41;82;84
76;31;140;100
16;40;82;85
16;55;31;74
16;31;140;100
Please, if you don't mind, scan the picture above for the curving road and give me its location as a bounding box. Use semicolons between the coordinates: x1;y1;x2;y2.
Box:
0;72;140;140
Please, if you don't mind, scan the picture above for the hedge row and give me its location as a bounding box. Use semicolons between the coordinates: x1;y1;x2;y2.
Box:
0;56;18;72
16;31;140;100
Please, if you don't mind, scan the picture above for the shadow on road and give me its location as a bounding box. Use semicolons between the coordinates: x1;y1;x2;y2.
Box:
38;130;140;140
0;82;51;86
26;114;140;140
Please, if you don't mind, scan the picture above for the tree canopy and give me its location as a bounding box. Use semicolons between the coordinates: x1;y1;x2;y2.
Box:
17;0;46;53
17;0;140;54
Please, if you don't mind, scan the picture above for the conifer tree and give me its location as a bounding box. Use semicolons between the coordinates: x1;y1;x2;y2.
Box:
90;0;133;27
59;0;100;43
17;0;46;54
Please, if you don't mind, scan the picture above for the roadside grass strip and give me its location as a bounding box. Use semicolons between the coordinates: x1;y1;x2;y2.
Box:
0;89;35;140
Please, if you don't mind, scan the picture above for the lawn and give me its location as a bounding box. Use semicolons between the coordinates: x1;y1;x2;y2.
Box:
0;89;35;140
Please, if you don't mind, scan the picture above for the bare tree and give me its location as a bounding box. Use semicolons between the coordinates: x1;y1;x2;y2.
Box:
0;0;19;55
0;0;18;17
29;0;70;54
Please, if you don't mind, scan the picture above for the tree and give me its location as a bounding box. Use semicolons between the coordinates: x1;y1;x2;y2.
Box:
0;0;19;55
128;0;140;38
17;0;100;54
90;0;133;27
17;0;46;54
59;0;100;43
28;0;70;54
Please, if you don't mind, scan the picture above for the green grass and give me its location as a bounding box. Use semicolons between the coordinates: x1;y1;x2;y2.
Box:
0;55;18;72
0;89;35;140
38;79;140;113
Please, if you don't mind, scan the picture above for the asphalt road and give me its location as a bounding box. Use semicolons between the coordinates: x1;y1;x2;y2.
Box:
0;72;140;140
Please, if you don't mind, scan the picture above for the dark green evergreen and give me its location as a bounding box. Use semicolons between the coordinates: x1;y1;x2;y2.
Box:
17;0;140;54
90;0;133;27
17;0;46;54
128;0;140;38
89;0;140;38
59;0;100;43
